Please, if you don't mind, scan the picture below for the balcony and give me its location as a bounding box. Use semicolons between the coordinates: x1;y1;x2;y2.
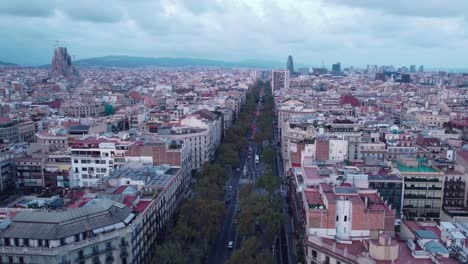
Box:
0;228;127;256
405;186;427;190
404;194;426;199
106;256;115;263
405;178;439;182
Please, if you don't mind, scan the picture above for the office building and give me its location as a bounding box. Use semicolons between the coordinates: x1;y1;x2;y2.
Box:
287;55;294;75
332;62;341;74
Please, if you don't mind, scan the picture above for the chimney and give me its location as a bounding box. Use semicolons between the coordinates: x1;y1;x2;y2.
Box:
365;196;368;209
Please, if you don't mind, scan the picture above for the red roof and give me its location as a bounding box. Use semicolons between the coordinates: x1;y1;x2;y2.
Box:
0;117;12;124
304;189;323;205
340;94;360;107
122;195;137;208
457;150;468;162
134;200;151;213
304;167;320;180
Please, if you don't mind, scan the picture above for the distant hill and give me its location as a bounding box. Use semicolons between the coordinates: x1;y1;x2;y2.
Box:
74;56;289;69
0;60;17;66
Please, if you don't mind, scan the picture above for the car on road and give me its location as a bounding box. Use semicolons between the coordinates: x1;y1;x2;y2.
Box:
228;185;233;191
227;241;234;249
236;168;240;172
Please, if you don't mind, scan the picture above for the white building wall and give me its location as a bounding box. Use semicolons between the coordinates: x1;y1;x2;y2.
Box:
335;200;352;240
71;143;116;187
329;139;348;161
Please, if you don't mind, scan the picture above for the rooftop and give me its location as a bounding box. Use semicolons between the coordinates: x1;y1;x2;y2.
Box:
397;163;437;173
0;199;133;240
108;164;179;187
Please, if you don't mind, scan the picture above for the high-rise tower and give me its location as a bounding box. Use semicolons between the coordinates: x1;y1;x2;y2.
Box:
286;55;294;75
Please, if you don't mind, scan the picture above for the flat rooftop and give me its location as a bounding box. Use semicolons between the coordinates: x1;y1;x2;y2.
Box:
108;164;179;187
397;163;437;173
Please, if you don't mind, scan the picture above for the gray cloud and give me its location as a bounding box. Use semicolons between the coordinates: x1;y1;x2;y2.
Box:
0;1;55;17
0;0;468;68
329;0;468;18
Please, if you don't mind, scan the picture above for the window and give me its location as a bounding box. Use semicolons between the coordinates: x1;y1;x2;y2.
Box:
336;216;339;221
106;251;113;261
344;216;347;222
311;250;317;259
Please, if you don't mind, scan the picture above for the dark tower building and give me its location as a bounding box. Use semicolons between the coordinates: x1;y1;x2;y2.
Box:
286;55;294;75
332;62;341;73
51;47;75;78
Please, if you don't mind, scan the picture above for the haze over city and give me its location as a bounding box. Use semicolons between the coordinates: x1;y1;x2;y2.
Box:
1;1;468;264
2;0;468;69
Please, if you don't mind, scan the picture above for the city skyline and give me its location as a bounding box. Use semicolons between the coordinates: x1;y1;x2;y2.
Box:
1;0;468;68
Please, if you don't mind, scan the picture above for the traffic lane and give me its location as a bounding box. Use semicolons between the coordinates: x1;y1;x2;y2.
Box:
214;173;240;263
208;170;241;264
223;190;240;262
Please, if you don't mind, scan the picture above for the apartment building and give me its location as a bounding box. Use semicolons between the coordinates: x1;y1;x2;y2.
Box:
15;157;43;193
368;174;404;214
152;110;221;171
0;145;14;191
397;158;445;221
70;137;122;187
301;184;396;264
125;139;191;194
61;101;106;118
106;164;185;263
157;126;209;170
281;118;317;171
36;130;69;153
0;163;185;264
414;111;451;128
271;69;289;93
0;118;18;144
43;153;71;188
384;130;417;160
17;121;36;143
0;199;134;264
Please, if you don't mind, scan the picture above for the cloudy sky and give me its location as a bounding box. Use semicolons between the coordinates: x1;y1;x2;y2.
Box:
1;0;468;68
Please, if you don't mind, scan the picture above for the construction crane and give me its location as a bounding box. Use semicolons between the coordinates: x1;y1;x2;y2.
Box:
54;40;67;47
